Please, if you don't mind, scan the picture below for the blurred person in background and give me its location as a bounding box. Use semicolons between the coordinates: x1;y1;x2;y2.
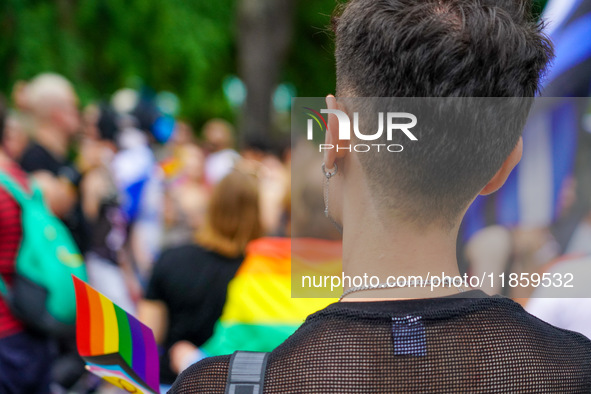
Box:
110;89;166;282
10;81;30;113
159;120;199;185
18;73;87;252
526;254;591;340
0;97;55;393
172;121;196;147
202;119;240;185
78;103;139;314
159;120;197;179
2;113;30;162
241;138;290;236
2;82;36;163
169;143;340;376
162;143;210;247
139;170;263;387
4;74;90;392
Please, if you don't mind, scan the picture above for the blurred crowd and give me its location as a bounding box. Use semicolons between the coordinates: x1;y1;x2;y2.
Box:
0;72;297;392
5;73;291;285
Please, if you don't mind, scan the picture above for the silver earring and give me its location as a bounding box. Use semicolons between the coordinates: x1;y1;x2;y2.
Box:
322;163;338;217
322;163;338;179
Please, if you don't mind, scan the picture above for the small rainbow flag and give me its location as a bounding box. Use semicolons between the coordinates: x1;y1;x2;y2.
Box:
73;276;160;394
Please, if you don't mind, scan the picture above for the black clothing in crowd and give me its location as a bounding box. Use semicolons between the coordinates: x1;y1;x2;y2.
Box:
146;244;243;384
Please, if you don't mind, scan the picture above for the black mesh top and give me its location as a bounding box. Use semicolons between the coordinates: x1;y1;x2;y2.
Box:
169;290;591;393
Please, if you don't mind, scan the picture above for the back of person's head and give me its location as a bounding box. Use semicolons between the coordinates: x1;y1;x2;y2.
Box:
332;0;554;227
197;170;263;257
26;73;79;133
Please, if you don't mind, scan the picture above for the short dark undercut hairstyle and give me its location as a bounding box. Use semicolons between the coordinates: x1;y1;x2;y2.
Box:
332;0;554;226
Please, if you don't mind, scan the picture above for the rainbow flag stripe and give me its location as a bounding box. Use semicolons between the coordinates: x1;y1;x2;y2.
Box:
201;237;339;356
73;277;159;394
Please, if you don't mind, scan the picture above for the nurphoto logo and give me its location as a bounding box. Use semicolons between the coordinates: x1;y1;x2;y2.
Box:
304;107;418;153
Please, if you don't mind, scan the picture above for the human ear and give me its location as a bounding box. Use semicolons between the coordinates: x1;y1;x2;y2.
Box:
324;95;349;170
480;137;523;196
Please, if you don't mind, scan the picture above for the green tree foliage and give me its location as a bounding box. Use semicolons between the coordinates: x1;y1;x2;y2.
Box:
0;0;236;126
285;0;336;98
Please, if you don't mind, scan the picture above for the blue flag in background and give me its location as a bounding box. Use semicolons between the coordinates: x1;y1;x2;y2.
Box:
462;0;591;242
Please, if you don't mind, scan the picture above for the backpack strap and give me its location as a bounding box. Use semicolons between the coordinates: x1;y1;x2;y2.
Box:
0;171;31;205
225;351;270;394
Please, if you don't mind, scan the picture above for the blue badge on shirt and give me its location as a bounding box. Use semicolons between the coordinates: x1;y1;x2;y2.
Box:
392;315;426;356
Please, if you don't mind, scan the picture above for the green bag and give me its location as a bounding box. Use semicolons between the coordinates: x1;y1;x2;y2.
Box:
0;171;87;336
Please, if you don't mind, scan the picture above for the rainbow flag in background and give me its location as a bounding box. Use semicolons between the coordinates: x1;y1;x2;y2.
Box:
73;276;160;394
292;237;344;298
200;237;339;357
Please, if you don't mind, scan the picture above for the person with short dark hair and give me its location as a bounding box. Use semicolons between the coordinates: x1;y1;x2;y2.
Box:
171;0;591;392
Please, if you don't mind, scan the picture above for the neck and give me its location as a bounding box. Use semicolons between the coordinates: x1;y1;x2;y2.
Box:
35;123;68;158
339;175;465;301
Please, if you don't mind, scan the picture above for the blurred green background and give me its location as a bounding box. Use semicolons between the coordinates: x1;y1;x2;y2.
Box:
0;0;548;138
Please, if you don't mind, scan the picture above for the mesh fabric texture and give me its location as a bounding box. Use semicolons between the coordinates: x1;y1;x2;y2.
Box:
170;291;591;393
